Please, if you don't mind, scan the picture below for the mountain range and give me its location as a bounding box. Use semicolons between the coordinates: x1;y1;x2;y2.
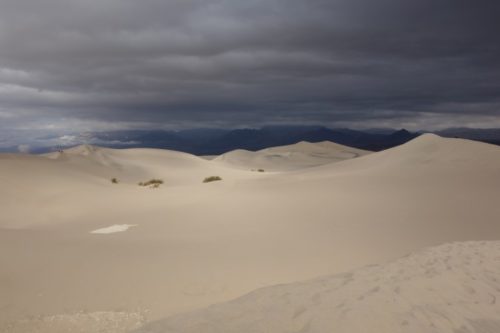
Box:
5;126;500;154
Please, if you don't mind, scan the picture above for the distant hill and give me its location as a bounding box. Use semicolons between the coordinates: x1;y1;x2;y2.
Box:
57;126;423;154
434;128;500;146
3;126;500;154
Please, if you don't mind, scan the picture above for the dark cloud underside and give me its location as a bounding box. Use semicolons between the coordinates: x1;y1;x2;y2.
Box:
0;0;499;144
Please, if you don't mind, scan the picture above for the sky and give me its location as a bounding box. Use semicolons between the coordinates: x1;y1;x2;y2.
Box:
0;0;499;149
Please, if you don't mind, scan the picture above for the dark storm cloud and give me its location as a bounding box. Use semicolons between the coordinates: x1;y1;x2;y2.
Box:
0;0;499;143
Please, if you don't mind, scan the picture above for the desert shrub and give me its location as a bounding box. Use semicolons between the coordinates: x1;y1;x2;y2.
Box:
138;179;164;187
203;176;222;183
258;169;265;172
111;178;119;184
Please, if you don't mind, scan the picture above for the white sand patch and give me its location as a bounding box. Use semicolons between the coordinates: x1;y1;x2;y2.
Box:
90;224;137;234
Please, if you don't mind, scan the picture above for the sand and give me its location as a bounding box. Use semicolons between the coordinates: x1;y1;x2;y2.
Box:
213;140;370;171
138;241;500;333
1;135;500;332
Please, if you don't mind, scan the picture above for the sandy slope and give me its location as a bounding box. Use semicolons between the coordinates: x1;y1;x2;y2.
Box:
213;141;370;171
0;135;500;332
137;241;500;333
0;145;252;228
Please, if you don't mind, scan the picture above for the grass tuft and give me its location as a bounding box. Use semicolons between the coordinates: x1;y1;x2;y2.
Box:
138;179;164;187
203;176;222;183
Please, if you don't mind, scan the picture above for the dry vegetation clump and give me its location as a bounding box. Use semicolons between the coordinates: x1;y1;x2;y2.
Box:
138;179;164;188
203;176;222;183
111;178;119;184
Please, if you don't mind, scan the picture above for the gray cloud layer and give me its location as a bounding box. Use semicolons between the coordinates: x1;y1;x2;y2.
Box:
0;0;499;143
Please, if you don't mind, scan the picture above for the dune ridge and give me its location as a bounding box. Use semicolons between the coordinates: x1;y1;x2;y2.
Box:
213;140;370;171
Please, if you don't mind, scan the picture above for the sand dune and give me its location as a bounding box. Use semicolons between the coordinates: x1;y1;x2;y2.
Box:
1;135;500;332
213;140;370;171
138;241;500;333
0;145;255;228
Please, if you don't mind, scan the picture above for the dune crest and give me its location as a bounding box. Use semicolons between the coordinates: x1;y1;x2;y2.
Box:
214;140;370;171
